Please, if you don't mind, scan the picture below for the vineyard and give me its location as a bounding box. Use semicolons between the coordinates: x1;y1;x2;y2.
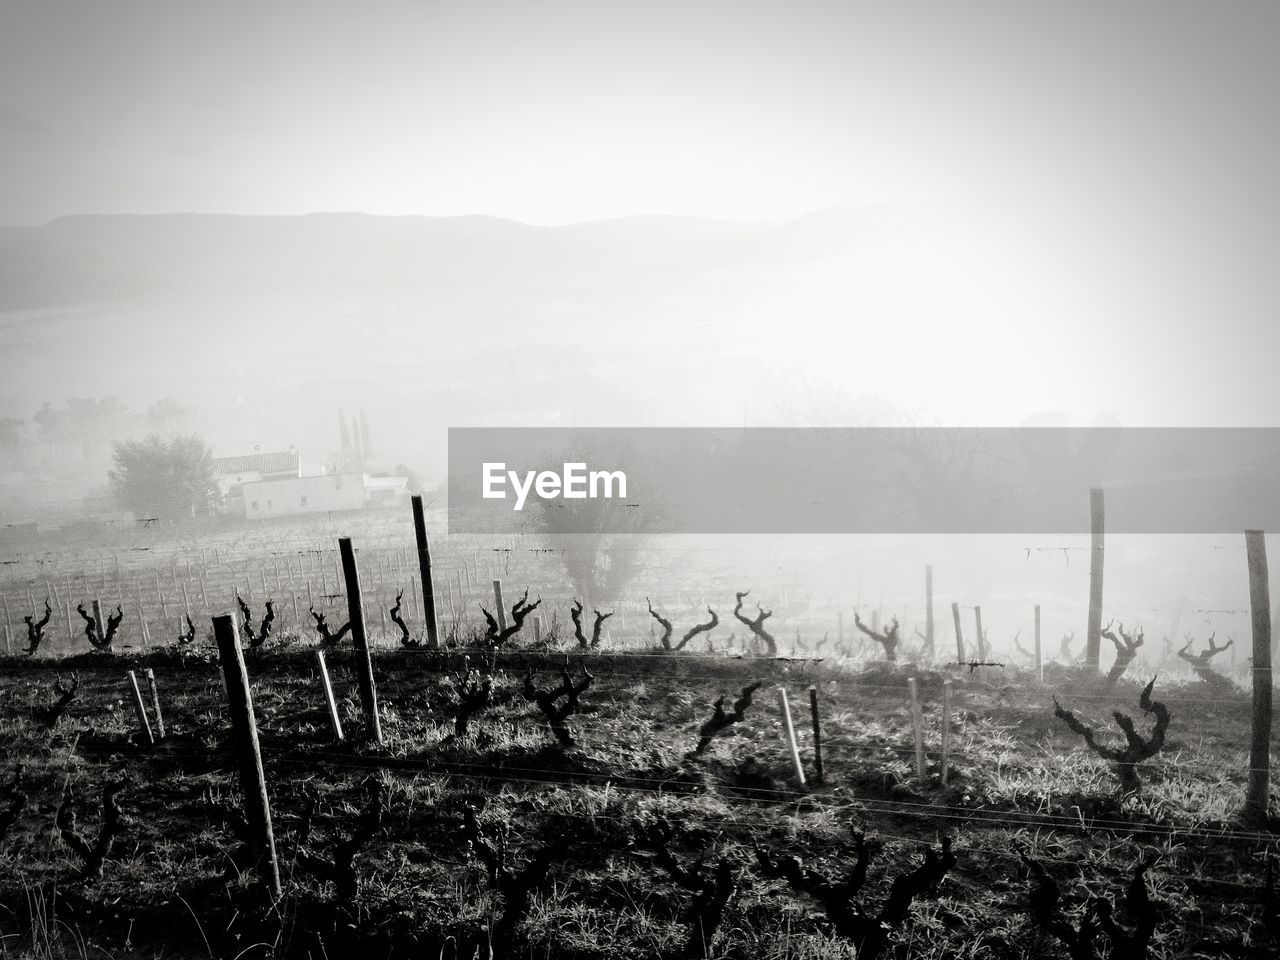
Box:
1;506;1278;959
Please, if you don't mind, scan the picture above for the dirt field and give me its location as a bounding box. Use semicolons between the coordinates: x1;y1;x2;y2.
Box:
0;634;1277;959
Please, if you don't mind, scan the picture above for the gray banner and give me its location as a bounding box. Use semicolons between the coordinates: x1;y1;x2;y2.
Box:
447;427;1279;534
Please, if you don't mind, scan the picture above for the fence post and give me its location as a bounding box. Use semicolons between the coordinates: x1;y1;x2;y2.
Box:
315;649;344;742
1034;605;1042;681
126;670;155;746
493;579;507;633
924;565;934;657
91;599;105;647
411;495;440;648
136;594;149;646
951;601;965;665
973;606;985;664
1244;529;1273;824
777;687;806;786
1086;487;1105;673
212;614;282;899
338;537;383;743
908;677;926;782
144;668;165;739
808;684;824;785
940;678;952;785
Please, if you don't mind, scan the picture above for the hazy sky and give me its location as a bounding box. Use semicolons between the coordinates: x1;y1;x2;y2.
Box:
1;1;1276;228
3;1;1279;429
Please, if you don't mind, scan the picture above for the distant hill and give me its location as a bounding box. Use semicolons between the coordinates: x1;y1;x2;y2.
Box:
0;207;920;474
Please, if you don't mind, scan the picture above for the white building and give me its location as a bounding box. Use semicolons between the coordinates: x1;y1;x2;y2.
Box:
212;449;410;519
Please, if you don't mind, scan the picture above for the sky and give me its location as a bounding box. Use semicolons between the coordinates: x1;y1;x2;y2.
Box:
1;1;1276;228
2;0;1279;430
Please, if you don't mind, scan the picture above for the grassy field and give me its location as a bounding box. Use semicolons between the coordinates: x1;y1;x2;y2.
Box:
1;513;1277;958
0;635;1277;959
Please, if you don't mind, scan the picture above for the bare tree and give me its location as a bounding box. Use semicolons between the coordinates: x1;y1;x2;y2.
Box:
449;667;495;737
754;830;956;960
569;599;612;649
1177;633;1233;686
56;780;127;881
643;819;739;959
389;590;416;647
236;595;274;648
22;598;52;656
1102;620;1144;684
733;591;777;657
853;611;900;661
690;682;762;757
1053;678;1170;794
463;805;573;958
482;588;542;648
35;674;78;728
523;664;593;746
647;598;719;652
77;603;118;652
1019;849;1159;959
311;607;352;646
295;778;384;901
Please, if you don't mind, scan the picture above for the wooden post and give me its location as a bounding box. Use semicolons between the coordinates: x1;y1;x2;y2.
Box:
144;668;165;739
180;581;191;617
64;600;74;642
808;684;824;786
126;670;155;745
951;601;965;664
533;615;542;646
493;579;507;633
777;687;806;786
924;565;934;657
212;614;283;899
315;650;344;742
91;599;105;647
973;606;985;662
410;495;439;648
136;594;149;646
940;679;952;785
908;677;926;782
1244;529;1273;823
1034;605;1042;682
338;537;382;743
1086;487;1105;672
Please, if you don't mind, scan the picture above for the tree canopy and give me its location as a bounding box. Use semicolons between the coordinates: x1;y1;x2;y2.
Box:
109;434;220;522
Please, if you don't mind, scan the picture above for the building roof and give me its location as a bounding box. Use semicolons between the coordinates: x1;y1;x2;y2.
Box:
211;450;300;476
